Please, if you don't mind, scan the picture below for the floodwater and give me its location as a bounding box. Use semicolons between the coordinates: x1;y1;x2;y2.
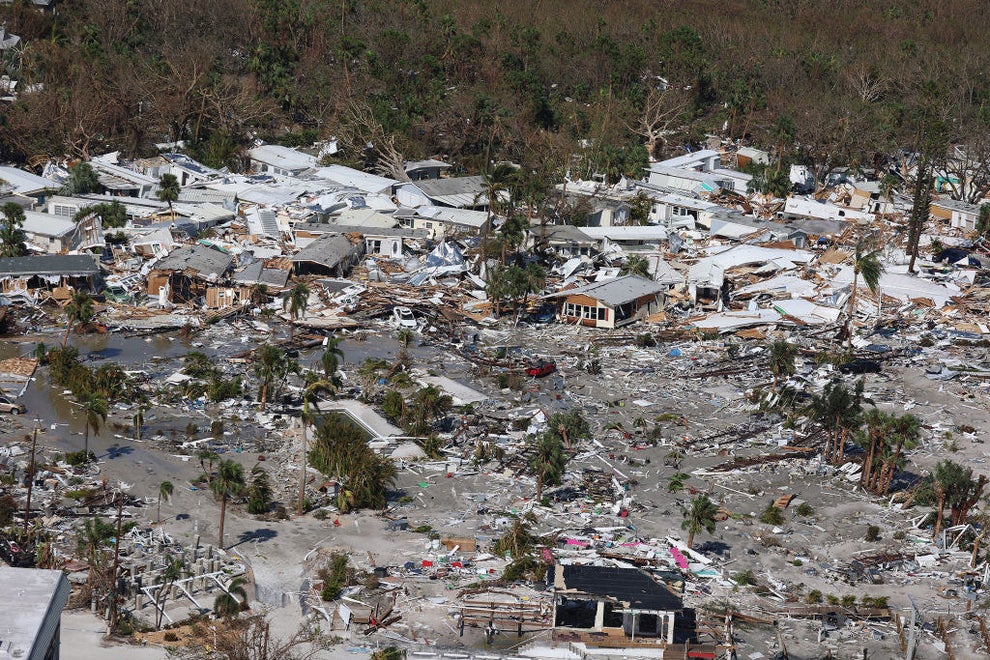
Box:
0;323;460;485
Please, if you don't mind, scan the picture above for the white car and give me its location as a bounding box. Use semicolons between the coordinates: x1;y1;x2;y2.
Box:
393;306;417;329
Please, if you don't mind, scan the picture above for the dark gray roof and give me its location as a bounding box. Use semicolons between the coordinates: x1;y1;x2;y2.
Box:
542;224;595;244
545;275;666;306
412;175;487;197
291;234;359;268
153;244;234;276
0;255;100;277
232;261;290;288
559;565;682;611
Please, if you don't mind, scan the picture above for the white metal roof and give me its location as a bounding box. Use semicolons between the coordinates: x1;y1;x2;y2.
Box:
248;145;317;172
22;210;75;237
0;166;57;195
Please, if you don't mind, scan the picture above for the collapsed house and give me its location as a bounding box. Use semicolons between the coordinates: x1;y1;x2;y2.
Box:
146;244;235;304
0;254;102;300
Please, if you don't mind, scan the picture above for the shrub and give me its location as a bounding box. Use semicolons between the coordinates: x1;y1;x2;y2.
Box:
163;632;179;642
861;596;889;609
807;590;823;604
760;504;785;525
840;595;856;608
732;570;757;586
825;594;840;605
865;525;880;542
893;530;906;540
795;502;814;517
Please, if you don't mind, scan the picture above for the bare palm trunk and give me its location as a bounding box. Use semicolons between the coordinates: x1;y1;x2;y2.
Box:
973;529;987;567
536;473;543;501
846;269;859;348
933;490;945;540
157;496;162;523
260;381;269;411
84;426;89;459
687;529;695;548
219;494;227;547
63;321;73;348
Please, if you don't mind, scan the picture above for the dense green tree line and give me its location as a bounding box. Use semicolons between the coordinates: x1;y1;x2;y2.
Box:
3;1;990;190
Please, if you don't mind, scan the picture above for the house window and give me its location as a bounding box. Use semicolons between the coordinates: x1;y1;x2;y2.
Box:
367;239;382;253
425;222;433;229
53;204;76;217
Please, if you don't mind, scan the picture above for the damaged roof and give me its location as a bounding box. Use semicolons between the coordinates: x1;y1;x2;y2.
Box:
545;275;667;307
152;244;234;276
0;254;100;277
291;233;359;269
556;565;682;611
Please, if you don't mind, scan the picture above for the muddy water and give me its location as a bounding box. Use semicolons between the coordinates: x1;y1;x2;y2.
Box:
0;324;464;487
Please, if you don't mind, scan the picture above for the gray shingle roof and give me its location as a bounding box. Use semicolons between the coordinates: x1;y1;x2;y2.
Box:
0;255;100;277
153;244;234;277
545;275;666;307
291;233;358;268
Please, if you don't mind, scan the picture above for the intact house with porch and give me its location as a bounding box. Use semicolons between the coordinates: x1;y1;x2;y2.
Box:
550;564;706;656
545;275;665;329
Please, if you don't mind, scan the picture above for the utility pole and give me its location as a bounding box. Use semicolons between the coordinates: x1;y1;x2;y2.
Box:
22;417;40;536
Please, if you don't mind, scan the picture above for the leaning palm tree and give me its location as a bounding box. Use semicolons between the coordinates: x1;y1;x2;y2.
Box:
80;394;108;461
298;377;334;515
211;459;245;547
214;576;249;619
157;481;174;523
154;558;184;629
845;241;886;347
284;282;310;339
63;290;95;347
681;494;719;548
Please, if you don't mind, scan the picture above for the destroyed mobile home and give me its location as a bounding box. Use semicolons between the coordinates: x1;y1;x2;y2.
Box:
2;143;990;659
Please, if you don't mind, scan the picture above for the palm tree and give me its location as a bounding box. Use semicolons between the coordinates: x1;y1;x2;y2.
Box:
214;576;248;619
249;283;269;306
809;380;861;464
845;241;886;348
299;378;333;515
154;558;184;629
768;340;796;392
80;394;108;461
0;202;27;257
396;328;414;364
63;290;95;347
157;173;180;218
211;459;246;547
859;408;892;491
320;335;345;377
875;414;920;495
253;344;295;411
681;494;719;548
477;163;515;273
622;255;651;279
283;282;311;339
547;410;590;448
530;432;566;500
157;481;174;523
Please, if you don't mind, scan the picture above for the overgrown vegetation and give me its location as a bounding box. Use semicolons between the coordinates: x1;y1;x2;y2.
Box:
6;1;990;208
308;413;396;510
